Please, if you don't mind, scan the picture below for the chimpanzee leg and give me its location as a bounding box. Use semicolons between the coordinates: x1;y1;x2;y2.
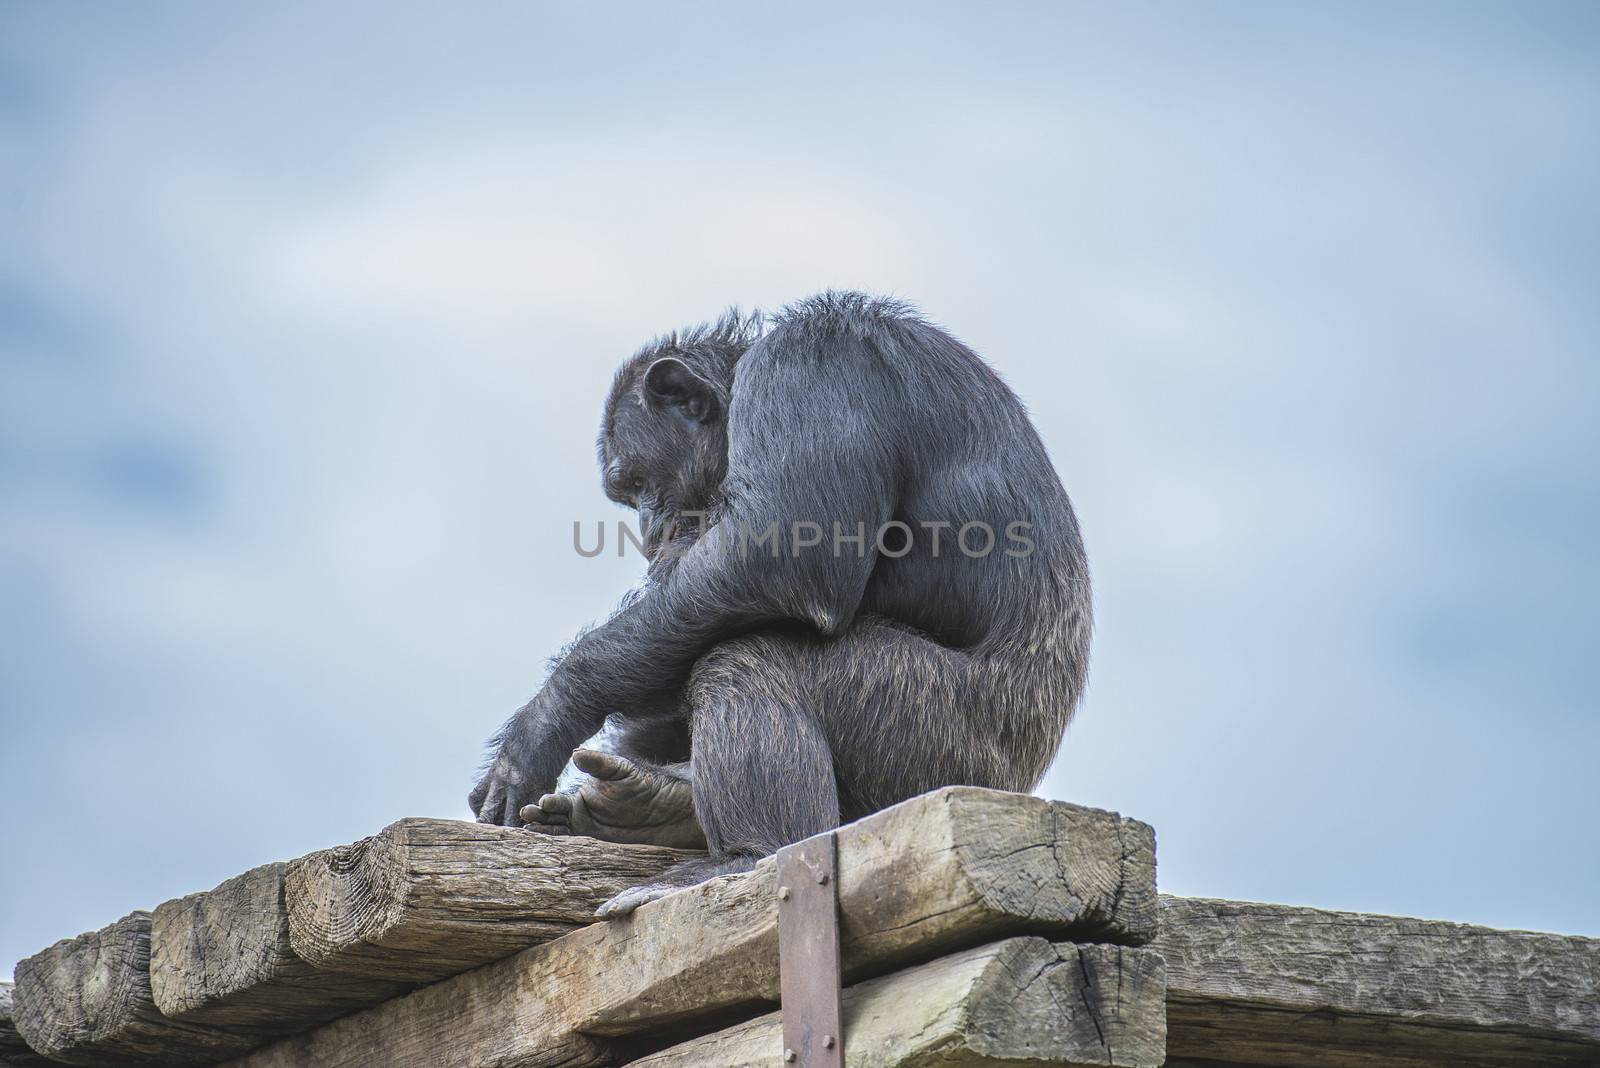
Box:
802;616;1038;818
592;618;1032;918
685;632;842;858
591;630;837;918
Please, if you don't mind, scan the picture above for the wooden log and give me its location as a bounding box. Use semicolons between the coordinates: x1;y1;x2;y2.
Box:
632;938;1168;1067
11;912;258;1067
1159;895;1600;1068
0;982;51;1068
222;787;1157;1068
149;861;410;1035
285;817;704;983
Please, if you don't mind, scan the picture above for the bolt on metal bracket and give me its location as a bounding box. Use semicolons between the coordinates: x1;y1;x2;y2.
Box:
776;831;844;1066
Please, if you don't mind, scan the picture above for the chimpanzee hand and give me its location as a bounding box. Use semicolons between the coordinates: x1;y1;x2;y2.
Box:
470;682;593;826
469;751;538;827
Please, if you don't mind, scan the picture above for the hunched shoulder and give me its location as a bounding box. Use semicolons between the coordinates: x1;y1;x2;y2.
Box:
767;291;931;348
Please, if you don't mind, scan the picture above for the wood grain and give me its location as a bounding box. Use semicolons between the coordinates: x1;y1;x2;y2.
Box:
222;787;1156;1068
1159;895;1600;1068
285;817;704;983
0;982;51;1068
150;861;408;1035
11;912;257;1066
632;938;1167;1067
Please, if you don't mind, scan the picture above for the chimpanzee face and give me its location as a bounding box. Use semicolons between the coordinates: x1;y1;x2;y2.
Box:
599;357;729;555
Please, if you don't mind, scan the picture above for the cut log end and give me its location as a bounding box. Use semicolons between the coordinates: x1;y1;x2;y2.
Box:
285;816;704;983
1;981;51;1068
632;938;1168;1068
149;861;409;1037
286;827;410;967
13;912;256;1067
151;863;295;1019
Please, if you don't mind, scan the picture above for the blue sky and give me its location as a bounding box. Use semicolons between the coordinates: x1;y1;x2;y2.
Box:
2;2;1597;974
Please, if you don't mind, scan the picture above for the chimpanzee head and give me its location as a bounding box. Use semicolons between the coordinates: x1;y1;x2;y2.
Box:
598;310;759;557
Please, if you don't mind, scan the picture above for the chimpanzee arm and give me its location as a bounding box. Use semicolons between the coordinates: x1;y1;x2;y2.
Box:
479;332;905;812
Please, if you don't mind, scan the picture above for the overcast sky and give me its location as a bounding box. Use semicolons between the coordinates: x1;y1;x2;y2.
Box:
3;2;1597;974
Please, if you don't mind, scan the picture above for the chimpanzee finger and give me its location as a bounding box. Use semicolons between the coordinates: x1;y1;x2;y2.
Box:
536;793;574;816
520;792;570;825
520;803;570;833
475;780;506;824
572;748;636;782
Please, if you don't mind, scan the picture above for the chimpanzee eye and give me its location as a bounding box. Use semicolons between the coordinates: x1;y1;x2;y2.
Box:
630;477;646;492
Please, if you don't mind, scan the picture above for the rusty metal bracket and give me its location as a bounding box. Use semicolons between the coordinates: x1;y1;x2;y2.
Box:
776;831;845;1066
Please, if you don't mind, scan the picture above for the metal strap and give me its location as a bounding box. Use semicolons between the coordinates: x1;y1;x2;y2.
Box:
776;831;845;1066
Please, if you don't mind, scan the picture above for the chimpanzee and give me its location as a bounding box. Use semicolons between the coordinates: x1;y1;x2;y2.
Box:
470;292;1092;916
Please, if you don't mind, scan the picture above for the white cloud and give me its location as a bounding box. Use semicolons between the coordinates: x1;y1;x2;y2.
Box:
269;135;927;340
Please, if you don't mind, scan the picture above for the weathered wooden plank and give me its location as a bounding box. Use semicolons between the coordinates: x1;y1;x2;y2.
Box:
632;938;1167;1067
11;912;258;1067
223;787;1156;1068
0;982;51;1068
1159;895;1600;1068
149;861;409;1035
286;817;704;983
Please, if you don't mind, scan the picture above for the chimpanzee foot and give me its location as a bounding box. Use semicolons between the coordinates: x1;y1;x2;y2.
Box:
519;748;707;850
594;855;758;919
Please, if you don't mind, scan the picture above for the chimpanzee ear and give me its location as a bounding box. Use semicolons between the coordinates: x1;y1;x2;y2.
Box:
643;357;720;423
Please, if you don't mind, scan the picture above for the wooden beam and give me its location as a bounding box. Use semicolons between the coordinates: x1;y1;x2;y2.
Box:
11;912;258;1067
0;982;51;1068
285;816;704;983
1158;895;1600;1068
632;938;1167;1067
149;861;409;1035
222;787;1157;1068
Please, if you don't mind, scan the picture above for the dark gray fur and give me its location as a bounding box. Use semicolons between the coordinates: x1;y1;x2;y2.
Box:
470;293;1092;881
